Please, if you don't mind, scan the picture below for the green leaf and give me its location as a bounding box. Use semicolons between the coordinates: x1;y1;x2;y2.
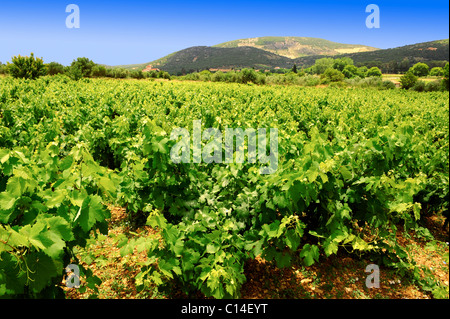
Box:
206;243;220;254
76;195;109;233
300;244;320;266
339;166;353;181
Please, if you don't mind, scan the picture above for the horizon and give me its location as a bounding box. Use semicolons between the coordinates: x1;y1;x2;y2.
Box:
0;0;449;66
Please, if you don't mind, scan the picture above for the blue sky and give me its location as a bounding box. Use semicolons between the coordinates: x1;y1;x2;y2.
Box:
0;0;448;66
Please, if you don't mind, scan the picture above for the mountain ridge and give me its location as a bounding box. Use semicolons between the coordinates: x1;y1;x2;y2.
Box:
109;38;449;75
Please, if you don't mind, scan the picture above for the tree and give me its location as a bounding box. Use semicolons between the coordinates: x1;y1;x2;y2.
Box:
430;67;444;76
321;68;345;82
46;62;65;75
92;65;107;77
367;67;382;77
357;66;368;78
241;68;258;84
409;62;429;77
342;65;359;78
442;62;449;91
313;58;334;74
399;71;418;89
7;53;47;79
70;57;95;78
292;64;298;74
332;57;354;72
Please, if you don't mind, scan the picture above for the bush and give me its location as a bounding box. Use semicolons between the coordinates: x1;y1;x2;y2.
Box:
92;65;107;77
410;62;430;77
241;68;258;84
130;70;145;79
46;62;65;76
430;67;444;77
380;80;396;90
0;62;8;75
442;63;449;91
67;65;83;81
411;80;426;92
211;71;225;82
7;53;47;79
342;65;359;78
425;80;442;92
357;66;368;78
112;68;129;79
70;57;96;78
366;67;382;77
321;68;345;83
400;71;418;89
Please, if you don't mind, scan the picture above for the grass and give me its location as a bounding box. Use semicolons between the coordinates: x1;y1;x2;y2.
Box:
64;206;449;300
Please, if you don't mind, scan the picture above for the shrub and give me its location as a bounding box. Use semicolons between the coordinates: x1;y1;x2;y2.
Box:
211;71;225;82
112;68;129;79
342;65;359;78
357;66;368;78
321;68;345;83
0;62;8;75
380;80;396;90
442;63;449;91
130;70;145;79
430;67;444;77
400;71;418;89
7;53;47;79
425;80;442;92
70;57;95;78
67;65;83;81
366;67;382;77
411;80;426;92
46;62;65;76
241;68;258;84
410;62;430;77
92;65;107;77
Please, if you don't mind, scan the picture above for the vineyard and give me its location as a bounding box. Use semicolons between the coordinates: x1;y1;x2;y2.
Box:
0;75;448;299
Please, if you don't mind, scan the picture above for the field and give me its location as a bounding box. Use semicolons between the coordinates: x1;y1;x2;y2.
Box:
0;76;448;299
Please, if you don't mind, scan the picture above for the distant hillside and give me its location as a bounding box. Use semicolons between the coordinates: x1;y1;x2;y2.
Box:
214;36;378;59
111;38;449;75
294;39;450;70
149;46;294;74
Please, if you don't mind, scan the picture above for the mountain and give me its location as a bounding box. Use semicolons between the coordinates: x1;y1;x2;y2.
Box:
110;38;449;75
294;39;450;69
148;46;294;74
213;36;378;59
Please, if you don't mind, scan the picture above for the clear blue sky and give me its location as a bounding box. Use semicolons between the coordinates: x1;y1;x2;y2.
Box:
0;0;448;66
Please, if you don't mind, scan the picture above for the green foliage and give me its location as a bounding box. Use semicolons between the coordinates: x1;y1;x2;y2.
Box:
400;71;418;89
366;67;382;77
7;53;47;80
429;67;444;76
92;65;107;78
46;62;65;76
0;143;115;297
0;77;448;299
410;62;430;77
342;65;359;78
332;57;354;72
70;57;96;78
321;68;345;83
313;58;335;74
442;62;449;91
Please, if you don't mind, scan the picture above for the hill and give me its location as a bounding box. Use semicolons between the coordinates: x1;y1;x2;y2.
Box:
148;46;294;75
213;36;378;59
294;39;450;71
110;38;449;75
